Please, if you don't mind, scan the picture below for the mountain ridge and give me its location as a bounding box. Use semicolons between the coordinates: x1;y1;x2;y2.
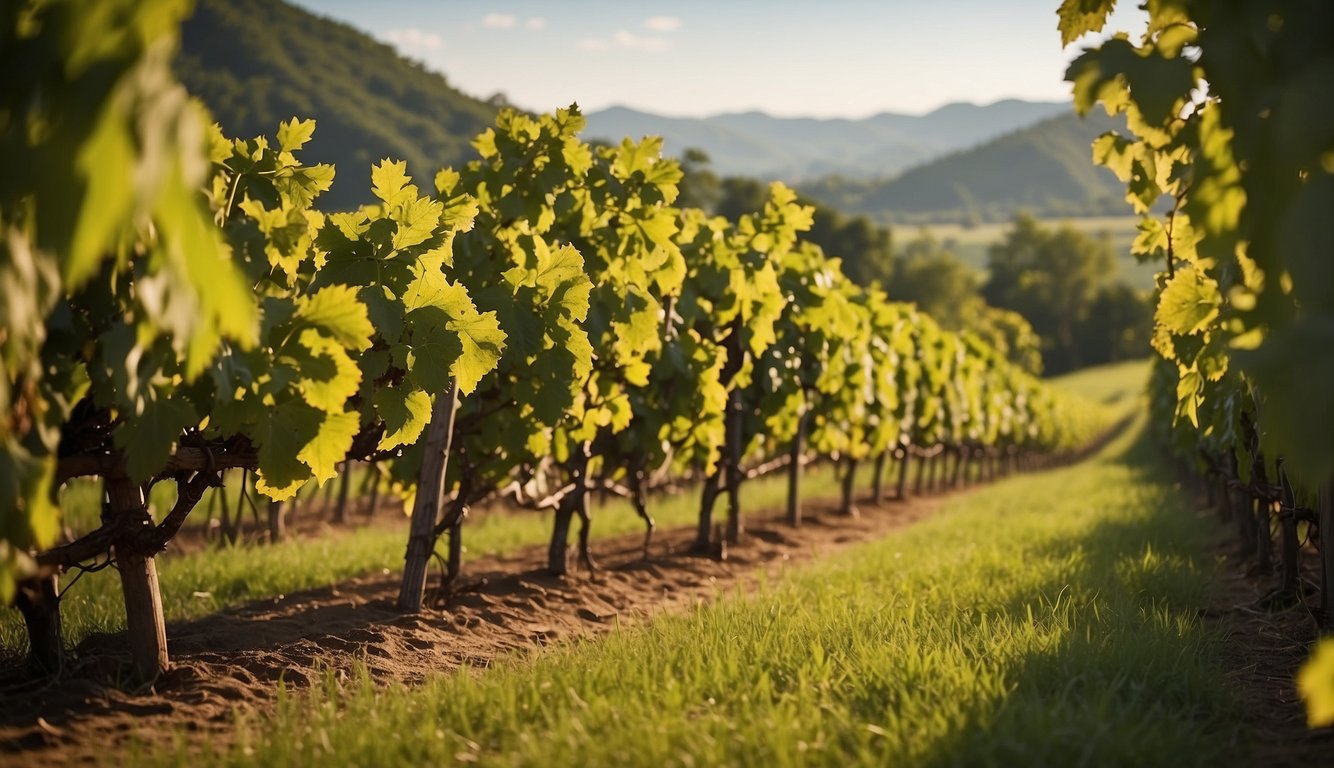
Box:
797;111;1129;223
583;99;1070;182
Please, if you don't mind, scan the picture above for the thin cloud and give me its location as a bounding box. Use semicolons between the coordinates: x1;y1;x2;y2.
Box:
613;29;672;51
644;15;682;32
382;28;443;51
526;17;546;30
481;13;517;29
578;31;673;53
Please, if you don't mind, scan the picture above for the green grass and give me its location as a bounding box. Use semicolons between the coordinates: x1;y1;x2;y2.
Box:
154;412;1243;767
1047;358;1149;405
910;215;1156;290
0;465;844;651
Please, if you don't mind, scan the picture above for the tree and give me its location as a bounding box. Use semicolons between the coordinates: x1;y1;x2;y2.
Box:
807;207;894;286
884;232;983;330
677;148;721;211
1079;284;1151;364
982;213;1128;373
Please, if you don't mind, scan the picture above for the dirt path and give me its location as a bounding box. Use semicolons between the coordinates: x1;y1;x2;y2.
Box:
1204;522;1334;765
0;493;938;765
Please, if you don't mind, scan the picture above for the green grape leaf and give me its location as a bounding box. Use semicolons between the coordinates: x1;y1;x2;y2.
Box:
401;328;454;395
450;310;506;395
402;251;455;313
371;159;416;207
290;329;362;413
1056;0;1117;46
298;409;361;488
295;285;374;351
391;195;445;252
255;400;323;499
277;118;317;153
115;394;199;483
1156;268;1220;336
375;386;433;451
1067;37;1194;126
1175;367;1203;427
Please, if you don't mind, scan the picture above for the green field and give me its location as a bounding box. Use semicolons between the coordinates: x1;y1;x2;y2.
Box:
909;215;1156;290
150;380;1247;767
1048;358;1149;405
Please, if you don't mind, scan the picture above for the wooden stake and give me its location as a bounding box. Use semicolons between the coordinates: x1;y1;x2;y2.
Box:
398;379;458;612
107;476;168;681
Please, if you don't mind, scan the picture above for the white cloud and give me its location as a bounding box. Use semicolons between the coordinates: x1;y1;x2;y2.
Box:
643;15;682;32
481;13;517;29
526;17;546;30
382;28;443;51
612;29;672;51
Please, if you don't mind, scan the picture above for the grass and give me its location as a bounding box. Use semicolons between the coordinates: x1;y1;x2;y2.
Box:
1047;358;1149;405
909;215;1156;290
0;465;844;651
155;405;1243;767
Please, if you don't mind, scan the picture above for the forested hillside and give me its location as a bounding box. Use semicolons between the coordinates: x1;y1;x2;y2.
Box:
176;0;497;209
800;111;1128;223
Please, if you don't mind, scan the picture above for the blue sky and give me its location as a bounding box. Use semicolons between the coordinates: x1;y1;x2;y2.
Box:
290;1;1145;118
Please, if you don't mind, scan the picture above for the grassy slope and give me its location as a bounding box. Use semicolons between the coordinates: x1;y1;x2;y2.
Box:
161;367;1246;767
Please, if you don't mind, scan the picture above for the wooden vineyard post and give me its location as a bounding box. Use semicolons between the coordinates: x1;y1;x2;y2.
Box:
267;498;285;543
839;457;859;517
870;451;888;504
365;463;381;518
786;410;806;526
333;462;352;524
1321;478;1334;627
723;389;744;545
398;379;458;612
548;446;590;576
107;474;169;680
15;574;63;674
896;446;911;500
695;470;721;551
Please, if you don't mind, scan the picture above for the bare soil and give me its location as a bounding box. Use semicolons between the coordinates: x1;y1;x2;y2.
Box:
1203;516;1334;766
0;493;936;765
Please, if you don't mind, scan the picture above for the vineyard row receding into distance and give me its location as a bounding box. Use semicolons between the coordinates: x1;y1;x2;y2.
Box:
3;0;1333;754
2;0;1111;685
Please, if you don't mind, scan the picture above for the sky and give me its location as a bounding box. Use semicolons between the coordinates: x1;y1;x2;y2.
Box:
289;1;1146;119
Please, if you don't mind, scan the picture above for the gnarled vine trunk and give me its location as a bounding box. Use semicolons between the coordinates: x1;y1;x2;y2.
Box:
786;411;807;526
16;574;62;674
398;379;458;612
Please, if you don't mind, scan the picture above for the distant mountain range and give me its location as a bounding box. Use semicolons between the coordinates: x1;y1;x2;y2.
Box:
583;100;1070;182
173;0;1124;221
797;111;1130;223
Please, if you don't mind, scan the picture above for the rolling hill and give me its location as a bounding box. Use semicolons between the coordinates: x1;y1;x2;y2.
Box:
172;0;1117;223
584;100;1070;182
797;111;1130;223
175;0;498;209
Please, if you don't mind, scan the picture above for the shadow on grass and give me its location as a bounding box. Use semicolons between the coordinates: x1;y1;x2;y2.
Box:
911;426;1246;767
